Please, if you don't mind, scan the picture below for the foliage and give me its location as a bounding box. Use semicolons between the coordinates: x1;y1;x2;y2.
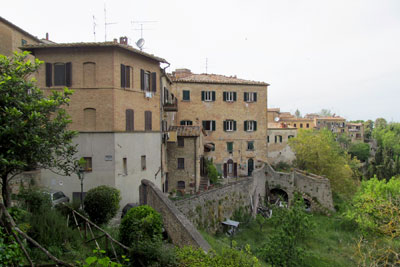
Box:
205;158;221;185
83;185;121;225
318;109;332;117
0;226;24;266
289;129;360;199
78;249;128;267
346;177;400;237
176;243;260;267
364;119;374;140
258;197;315;266
17;188;51;213
0;52;77;207
294;109;301;118
272;161;292;172
255;214;267;232
355;237;400;266
348;142;370;162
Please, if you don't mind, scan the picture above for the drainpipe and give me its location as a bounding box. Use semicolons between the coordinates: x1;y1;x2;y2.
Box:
159;62;171;193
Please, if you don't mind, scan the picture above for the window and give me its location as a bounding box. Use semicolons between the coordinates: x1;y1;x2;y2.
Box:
123;158;127;175
288;135;294;139
84;108;96;131
202;120;216;131
201;91;215;102
141;155;146;170
141;70;156;92
126;109;134;132
178;158;185;169
300;123;303;128
21;39;27;46
294;123;297;127
247;141;254;151
275;135;283;143
244;120;257;132
120;64;131;88
145;111;152;131
83;62;96;87
83;157;92;172
223;92;237;102
227;142;233;153
45;62;72;87
180;120;193;126
183;90;190;101
306;123;309;128
244;92;257;102
177;181;185;189
267;136;270;143
178;137;184;147
224;120;237;132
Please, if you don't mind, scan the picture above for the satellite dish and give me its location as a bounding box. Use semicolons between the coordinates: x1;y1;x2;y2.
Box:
274;117;280;122
136;38;145;50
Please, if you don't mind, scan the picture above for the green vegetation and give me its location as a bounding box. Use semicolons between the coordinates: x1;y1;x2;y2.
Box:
205;158;221;185
84;185;121;225
0;52;77;207
348;142;370;162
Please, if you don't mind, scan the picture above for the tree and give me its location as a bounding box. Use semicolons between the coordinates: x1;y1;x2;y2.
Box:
0;52;77;207
363;120;374;140
294;109;301;118
348;142;370;162
318;109;332;117
375;118;387;130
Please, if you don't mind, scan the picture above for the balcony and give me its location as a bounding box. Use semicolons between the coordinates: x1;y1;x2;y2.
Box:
163;98;178;112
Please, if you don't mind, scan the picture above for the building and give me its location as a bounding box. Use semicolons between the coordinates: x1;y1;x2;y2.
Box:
267;122;297;164
314;116;346;134
267;108;315;129
346;122;364;142
0;16;42;57
171;69;269;179
22;39;171;207
166;126;205;193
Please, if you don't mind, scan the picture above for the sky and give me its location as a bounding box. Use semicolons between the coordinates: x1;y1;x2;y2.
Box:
2;0;400;122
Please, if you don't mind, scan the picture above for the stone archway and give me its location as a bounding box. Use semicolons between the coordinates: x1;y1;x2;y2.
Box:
269;188;289;206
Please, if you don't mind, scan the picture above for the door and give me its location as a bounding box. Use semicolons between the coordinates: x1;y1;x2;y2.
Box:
248;158;254;176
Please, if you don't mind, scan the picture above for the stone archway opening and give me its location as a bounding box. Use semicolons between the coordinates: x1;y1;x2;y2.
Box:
269;188;289;207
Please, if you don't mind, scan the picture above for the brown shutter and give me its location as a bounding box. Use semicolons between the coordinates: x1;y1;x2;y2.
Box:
145;111;152;131
45;63;52;87
121;64;126;88
66;62;72;87
234;163;238;177
126;66;130;88
151;72;157;92
126;109;134;131
140;69;145;90
223;163;227;178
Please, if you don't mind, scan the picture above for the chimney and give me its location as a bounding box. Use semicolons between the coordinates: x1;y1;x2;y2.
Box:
46;32;49;40
172;68;192;79
119;36;128;45
113;38;118;43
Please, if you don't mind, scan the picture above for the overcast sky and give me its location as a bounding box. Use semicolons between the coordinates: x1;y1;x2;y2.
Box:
2;0;399;122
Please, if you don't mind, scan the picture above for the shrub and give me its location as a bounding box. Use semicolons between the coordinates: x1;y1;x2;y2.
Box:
18;188;51;213
206;158;221;185
84;185;121;225
0;226;24;266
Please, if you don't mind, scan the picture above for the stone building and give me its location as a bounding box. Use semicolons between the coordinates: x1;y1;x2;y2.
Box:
314;116;346;134
267;108;315;129
346;122;364;142
166;126;205;193
171;69;269;178
22;40;173;206
267;122;297;164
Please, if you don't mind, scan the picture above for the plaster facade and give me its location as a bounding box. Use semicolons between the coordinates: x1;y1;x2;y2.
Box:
267;126;297;164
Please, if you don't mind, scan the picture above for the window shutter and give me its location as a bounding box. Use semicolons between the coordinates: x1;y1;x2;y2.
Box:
254;92;257;102
66;62;72;87
233;121;237;131
126;66;130;88
212;91;216;101
254;121;257;131
223;121;227;131
212;120;216;131
223;92;226;101
120;64;126;88
244;121;248;131
151;72;157;92
201;91;205;101
233;92;237;101
234;163;238;177
45;63;52;87
223;163;227;178
145;111;152;131
180;121;185;126
126;109;134;131
244;92;248;102
140;69;145;90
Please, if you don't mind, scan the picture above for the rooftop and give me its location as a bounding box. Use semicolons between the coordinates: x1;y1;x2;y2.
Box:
0;16;42;43
268;122;296;129
170;69;269;86
168;126;205;137
21;42;168;63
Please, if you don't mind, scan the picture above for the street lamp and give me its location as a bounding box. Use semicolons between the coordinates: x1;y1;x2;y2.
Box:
77;166;85;209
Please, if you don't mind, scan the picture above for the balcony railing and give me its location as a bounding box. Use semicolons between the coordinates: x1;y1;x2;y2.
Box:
163;98;178;112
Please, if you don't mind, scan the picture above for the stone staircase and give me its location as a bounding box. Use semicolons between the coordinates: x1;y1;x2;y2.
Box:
199;176;209;192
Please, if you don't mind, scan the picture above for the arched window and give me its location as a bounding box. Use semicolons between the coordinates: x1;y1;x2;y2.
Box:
84;108;96;130
83;62;96;87
177;181;185;189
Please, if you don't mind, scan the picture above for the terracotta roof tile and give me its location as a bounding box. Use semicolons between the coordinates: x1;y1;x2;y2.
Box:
171;73;269;86
21;42;168;63
168;126;204;137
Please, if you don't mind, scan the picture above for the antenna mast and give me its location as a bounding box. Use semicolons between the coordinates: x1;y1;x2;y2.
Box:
93;15;96;41
206;58;208;74
131;20;157;50
104;3;117;41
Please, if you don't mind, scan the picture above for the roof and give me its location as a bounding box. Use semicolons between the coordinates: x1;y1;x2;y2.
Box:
21;42;168;63
347;122;363;126
316;116;346;121
268;108;281;112
268;122;296;129
0;16;42;43
170;73;269;86
168;126;205;137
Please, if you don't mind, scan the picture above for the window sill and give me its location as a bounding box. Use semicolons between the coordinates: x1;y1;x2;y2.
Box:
181;100;190;102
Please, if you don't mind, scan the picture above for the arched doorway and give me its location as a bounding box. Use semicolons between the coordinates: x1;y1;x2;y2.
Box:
269;188;289;207
248;158;254;176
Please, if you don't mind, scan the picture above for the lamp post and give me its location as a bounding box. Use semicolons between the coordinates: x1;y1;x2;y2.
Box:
77;166;85;209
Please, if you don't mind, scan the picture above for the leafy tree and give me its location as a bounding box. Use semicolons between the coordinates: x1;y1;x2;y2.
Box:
318;109;332;117
205;158;221;185
364;120;374;140
294;109;301;118
83;185;121;225
348;142;370;162
0;52;77;207
375;118;387;129
289;129;360;198
0;226;24;266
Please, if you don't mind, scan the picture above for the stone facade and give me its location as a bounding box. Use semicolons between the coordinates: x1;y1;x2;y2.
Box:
171;69;269;178
267;125;297;164
346;122;364;142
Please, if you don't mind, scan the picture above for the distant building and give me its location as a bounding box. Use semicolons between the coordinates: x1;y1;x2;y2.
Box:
267;122;297;164
346;122;364;142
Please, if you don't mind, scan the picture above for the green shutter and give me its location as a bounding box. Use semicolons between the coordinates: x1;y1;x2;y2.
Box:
233;121;237;131
223;92;226;101
223;121;227;131
254;121;257;131
201;91;205;101
244;92;248;102
254;92;257;102
212;120;216;131
233;92;237;101
212;91;216;101
244;121;248;131
202;121;206;129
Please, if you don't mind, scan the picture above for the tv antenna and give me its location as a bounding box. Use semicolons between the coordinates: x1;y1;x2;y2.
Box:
131;20;157;50
104;3;117;41
92;15;97;41
205;58;208;74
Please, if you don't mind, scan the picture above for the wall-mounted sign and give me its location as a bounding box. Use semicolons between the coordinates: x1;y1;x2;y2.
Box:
105;155;113;161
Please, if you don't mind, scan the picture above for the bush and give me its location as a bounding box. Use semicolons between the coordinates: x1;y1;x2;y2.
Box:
206;158;221;185
84;185;121;225
18;188;51;213
0;226;24;266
